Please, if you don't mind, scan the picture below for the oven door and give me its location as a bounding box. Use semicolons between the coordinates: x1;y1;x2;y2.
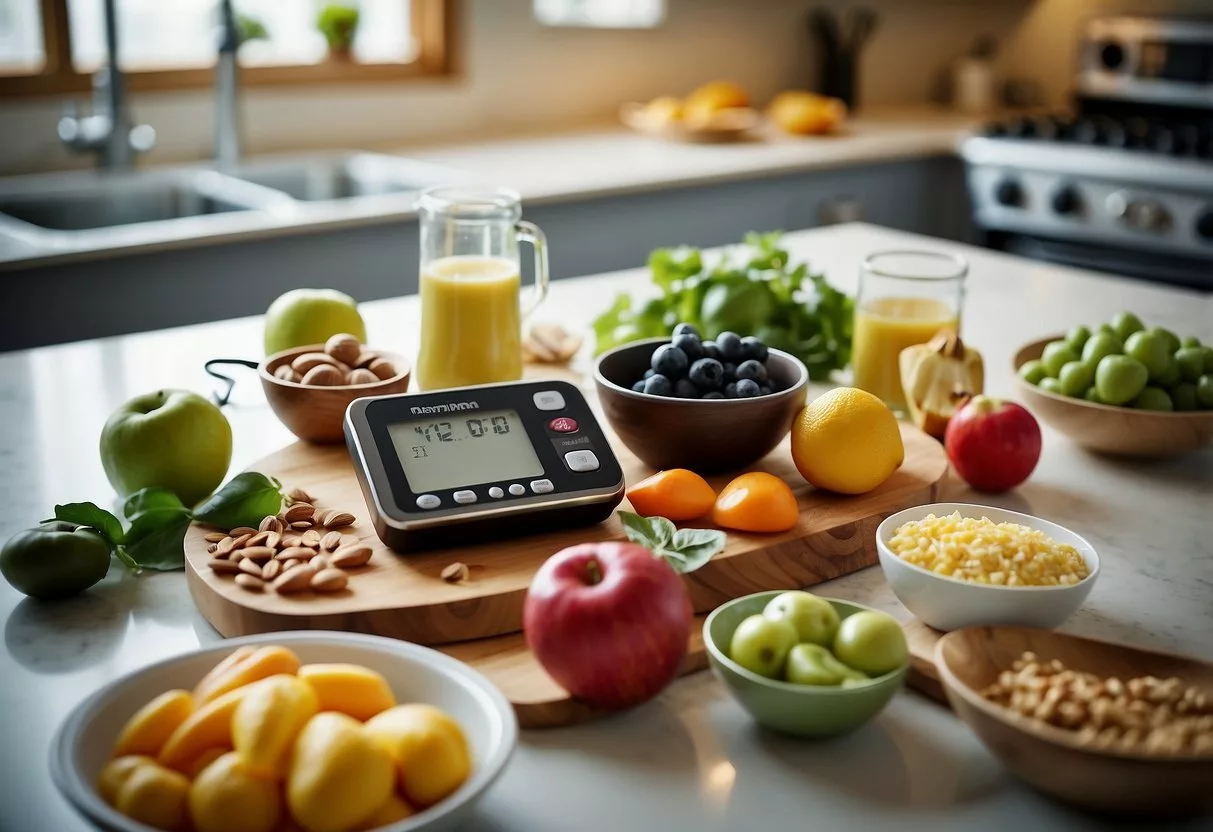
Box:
984;230;1213;291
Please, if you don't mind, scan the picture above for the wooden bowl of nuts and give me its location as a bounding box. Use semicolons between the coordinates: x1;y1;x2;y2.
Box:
261;333;411;443
936;626;1213;817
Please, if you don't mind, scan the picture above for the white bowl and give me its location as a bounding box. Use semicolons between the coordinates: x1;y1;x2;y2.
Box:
876;503;1100;632
50;632;518;832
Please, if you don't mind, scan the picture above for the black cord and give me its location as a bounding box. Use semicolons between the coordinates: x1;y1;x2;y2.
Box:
204;358;259;406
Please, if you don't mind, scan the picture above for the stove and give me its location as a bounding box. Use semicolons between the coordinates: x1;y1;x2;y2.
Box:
962;16;1213;290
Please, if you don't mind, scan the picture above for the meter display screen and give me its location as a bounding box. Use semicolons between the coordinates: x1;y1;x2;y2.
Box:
388;409;544;493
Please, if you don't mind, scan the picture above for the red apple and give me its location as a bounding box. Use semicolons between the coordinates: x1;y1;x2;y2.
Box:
945;395;1042;492
524;541;692;711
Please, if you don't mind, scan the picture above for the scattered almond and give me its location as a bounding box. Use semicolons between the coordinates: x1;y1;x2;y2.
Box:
290;521;313;530
262;559;282;581
230;533;254;549
241;546;275;564
263;531;281;550
237;559;263;579
230;550;246;563
284;502;314;522
301;529;323;548
286;487;313;504
258;515;283;534
204;532;227;544
281;534;304;549
273;566;316;594
346;368;380;386
207;543;219;555
311;568;349;593
280;559;302;572
235;574;265;592
246;531;270;548
275;547;314;562
323;512;356;530
367;358;398;380
229;527;257;538
309;554;330;572
216;536;236;556
320;531;343;552
301;364;345;386
208;558;241;574
523;322;583;365
273;365;302;383
291;352;341;374
441;562;471;583
325;333;363;367
330;545;372;569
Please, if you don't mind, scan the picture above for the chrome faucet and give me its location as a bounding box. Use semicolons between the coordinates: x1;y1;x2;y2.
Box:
215;0;242;169
57;0;156;169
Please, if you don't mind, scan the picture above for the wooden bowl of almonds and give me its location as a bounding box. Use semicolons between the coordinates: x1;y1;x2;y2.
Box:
261;333;411;443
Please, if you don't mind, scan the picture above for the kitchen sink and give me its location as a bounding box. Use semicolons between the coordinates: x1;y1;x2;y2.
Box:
225;153;456;202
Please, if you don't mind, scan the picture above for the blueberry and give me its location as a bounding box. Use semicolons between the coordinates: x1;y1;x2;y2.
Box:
673;378;699;398
724;382;740;399
739;336;769;362
688;357;724;390
717;331;743;362
631;380;646;392
722;362;737;381
735;378;761;398
736;359;768;383
672;322;701;339
643;374;673;397
702;391;726;399
643;368;656;379
701;340;721;361
672;333;704;361
651;344;689;378
757;383;773;396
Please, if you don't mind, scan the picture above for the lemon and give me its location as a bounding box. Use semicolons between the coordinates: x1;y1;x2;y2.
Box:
791;387;904;494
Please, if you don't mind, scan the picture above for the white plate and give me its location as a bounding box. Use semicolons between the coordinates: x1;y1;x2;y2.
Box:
50;631;518;832
877;503;1100;632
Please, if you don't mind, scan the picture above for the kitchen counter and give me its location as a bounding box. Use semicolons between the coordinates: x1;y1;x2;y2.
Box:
1;223;1210;831
0;108;976;270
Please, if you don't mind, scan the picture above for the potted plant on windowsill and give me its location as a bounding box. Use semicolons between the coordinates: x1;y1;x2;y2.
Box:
317;3;360;61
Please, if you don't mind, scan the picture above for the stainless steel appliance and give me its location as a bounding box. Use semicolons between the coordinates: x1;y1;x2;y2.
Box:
962;16;1213;290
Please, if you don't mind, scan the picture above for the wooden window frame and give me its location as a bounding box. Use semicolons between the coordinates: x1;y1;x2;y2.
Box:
0;0;455;99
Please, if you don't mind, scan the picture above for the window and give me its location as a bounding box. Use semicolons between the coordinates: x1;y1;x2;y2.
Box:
534;0;664;29
0;0;452;97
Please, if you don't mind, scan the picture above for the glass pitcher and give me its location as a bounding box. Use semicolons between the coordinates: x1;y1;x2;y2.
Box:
415;187;549;391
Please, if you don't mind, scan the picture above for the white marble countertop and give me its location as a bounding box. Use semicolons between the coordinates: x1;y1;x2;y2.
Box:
0;108;976;270
1;223;1210;831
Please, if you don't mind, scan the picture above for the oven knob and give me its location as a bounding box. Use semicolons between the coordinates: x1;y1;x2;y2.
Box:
1097;40;1125;71
1107;192;1171;233
1195;209;1213;241
1051;186;1082;216
994;178;1025;208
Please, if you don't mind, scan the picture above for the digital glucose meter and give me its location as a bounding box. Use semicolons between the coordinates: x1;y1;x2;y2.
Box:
345;380;626;551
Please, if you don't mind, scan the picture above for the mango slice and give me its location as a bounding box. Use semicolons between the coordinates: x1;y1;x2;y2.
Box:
189;751;281;832
113;689;195;758
232;675;318;778
193;646;301;706
298;664;395;722
287;712;394;832
364;704;470;808
97;755;155;806
183;747;228;780
158;676;284;772
114;760;190;831
353;793;414;829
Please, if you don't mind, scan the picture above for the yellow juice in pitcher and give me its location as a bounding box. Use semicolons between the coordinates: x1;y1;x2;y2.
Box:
852;297;959;409
417;255;522;391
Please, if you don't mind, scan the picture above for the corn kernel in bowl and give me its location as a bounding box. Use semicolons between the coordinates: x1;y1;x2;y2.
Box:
887;511;1090;587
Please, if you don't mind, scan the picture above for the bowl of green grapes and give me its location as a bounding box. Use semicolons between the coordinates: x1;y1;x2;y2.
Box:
1014;312;1213;457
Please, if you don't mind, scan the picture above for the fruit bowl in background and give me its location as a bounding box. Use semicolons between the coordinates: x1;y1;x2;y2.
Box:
619;102;759;143
261;344;411;443
703;591;907;737
1014;337;1213;457
51;631;518;832
876;503;1099;633
594;338;809;473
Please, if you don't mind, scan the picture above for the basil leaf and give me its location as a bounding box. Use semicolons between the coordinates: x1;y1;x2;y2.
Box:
669;528;727;574
618;511;659;549
123;508;192;571
647;516;676;548
123;487;187;520
52;503;125;545
193;472;283;531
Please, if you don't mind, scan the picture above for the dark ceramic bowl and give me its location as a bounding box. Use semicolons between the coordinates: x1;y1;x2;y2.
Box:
594;338;809;473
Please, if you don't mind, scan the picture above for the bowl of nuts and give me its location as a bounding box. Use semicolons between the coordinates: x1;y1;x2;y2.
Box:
262;333;411;443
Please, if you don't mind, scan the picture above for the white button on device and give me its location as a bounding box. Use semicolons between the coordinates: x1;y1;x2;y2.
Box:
564;450;600;472
453;490;477;504
488;486;504;499
416;494;440;510
533;390;566;411
530;479;555;494
508;483;526;496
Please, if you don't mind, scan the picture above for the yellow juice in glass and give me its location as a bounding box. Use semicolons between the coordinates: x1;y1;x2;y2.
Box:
852;297;959;409
417;255;522;391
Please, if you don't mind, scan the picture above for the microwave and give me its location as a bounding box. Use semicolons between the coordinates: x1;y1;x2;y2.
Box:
1078;17;1213;108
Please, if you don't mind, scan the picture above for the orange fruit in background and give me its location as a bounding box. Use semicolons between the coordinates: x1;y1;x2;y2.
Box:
626;469;716;521
684;79;750;123
712;472;799;533
768;90;847;135
791;388;904;495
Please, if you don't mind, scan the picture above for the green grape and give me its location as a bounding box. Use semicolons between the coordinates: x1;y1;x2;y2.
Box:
1111;312;1145;341
1130;387;1173;412
1171;383;1198;412
1096;323;1117;338
1204;347;1213;374
1148;326;1181;354
1180;335;1201;349
1082;332;1123;369
1018;360;1048;385
1083;387;1103;404
1041;341;1079;377
1198;376;1213;410
1095;355;1148;406
1124;331;1171;380
1175;348;1205;384
1065;325;1091;353
1058;361;1094;397
1038;377;1064;395
1153;357;1180;388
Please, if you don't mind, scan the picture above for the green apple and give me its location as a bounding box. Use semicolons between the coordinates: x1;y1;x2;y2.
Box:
1124;331;1170;381
1110;311;1145;342
263;288;367;356
763;590;840;646
1095;355;1148;406
728;614;798;679
832;610;908;677
100;390;232;506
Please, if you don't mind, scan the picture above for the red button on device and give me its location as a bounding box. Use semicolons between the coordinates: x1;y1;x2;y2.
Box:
548;417;579;433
